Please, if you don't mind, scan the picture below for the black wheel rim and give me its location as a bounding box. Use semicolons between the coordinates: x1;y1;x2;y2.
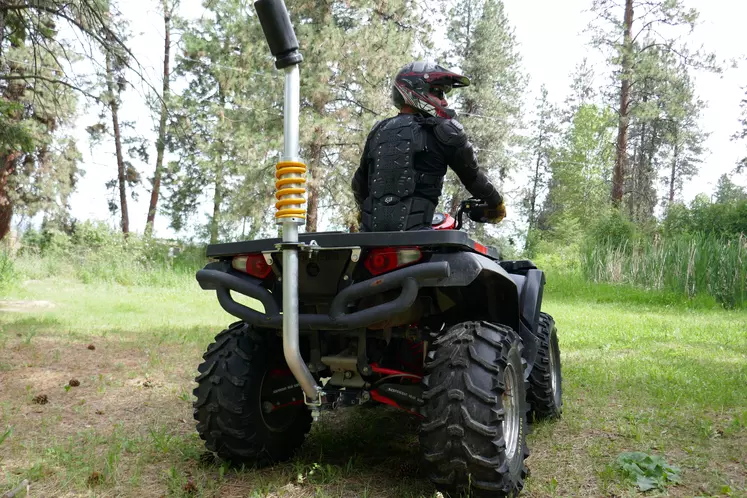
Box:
259;367;302;432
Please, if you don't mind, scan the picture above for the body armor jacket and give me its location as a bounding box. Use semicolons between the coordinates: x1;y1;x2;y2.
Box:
360;114;440;231
352;114;502;232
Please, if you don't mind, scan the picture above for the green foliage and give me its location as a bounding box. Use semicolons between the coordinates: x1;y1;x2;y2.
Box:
13;221;206;287
714;174;747;205
540;104;615;241
587;210;639;248
663;196;747;237
0;101;35;153
615;452;682;492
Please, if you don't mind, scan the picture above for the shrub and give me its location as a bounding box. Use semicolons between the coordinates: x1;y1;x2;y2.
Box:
11;222;207;288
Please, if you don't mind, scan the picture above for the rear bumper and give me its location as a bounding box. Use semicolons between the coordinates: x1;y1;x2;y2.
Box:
196;261;450;330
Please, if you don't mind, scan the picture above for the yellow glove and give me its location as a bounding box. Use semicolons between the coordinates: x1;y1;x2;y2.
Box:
468;202;506;224
486;202;506;223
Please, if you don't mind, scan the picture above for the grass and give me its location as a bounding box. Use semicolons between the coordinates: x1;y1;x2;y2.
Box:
0;276;745;497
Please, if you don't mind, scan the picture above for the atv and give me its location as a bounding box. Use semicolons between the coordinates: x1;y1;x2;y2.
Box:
194;2;562;496
195;202;562;497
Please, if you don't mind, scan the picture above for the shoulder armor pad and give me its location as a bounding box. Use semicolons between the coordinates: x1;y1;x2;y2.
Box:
433;119;467;147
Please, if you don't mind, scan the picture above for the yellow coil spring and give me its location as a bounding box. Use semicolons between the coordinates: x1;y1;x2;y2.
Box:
275;161;307;219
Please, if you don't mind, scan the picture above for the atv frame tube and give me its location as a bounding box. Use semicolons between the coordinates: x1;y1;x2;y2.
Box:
197;261;450;330
255;0;319;402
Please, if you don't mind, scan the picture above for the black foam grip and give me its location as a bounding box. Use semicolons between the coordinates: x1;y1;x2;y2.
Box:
255;0;300;58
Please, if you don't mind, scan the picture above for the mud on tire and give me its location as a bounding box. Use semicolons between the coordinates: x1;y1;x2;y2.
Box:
527;313;562;421
193;322;312;466
420;321;529;498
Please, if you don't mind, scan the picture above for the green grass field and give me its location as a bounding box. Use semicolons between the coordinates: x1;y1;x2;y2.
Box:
0;276;745;497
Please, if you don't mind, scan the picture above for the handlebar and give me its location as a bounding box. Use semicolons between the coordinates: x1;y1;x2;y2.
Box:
455;199;494;230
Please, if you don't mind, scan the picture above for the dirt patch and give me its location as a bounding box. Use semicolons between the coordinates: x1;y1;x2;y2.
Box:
0;300;55;312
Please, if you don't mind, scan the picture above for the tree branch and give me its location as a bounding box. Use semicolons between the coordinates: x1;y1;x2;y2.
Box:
0;74;99;99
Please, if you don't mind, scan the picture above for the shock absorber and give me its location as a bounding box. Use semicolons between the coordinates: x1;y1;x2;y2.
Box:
255;0;321;405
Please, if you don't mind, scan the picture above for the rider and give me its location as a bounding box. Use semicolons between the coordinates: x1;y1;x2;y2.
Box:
352;61;506;232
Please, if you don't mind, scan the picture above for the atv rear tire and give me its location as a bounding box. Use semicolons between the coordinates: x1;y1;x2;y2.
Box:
420;321;529;498
193;322;312;466
527;313;563;421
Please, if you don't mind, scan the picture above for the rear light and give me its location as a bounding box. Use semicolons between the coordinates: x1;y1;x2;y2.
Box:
232;254;272;279
364;247;422;276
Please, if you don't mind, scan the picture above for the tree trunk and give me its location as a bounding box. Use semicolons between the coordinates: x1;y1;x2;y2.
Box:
0;54;25;241
305;136;322;233
612;0;633;206
630;120;646;220
529;131;544;229
0;9;5;58
106;51;129;235
669;132;679;204
210;167;223;244
145;0;172;237
0;158;16;241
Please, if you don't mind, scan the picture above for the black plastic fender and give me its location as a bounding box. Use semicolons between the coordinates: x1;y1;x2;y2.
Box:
521;269;546;334
425;252;544;377
506;270;546;375
425;252;523;339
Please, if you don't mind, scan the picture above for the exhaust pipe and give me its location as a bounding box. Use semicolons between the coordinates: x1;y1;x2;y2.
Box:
255;0;321;403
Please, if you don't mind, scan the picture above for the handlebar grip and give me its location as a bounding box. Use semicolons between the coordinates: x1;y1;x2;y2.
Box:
254;0;303;69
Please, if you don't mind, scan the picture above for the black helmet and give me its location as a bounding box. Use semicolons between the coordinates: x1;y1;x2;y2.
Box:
391;61;470;119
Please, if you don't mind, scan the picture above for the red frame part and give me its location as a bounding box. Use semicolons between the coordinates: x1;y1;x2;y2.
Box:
370;389;424;418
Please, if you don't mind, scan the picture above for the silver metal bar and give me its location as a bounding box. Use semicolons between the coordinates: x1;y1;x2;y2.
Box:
283;66;300;161
281;64;320;402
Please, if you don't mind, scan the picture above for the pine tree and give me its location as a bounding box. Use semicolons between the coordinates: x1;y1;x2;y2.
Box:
443;0;525;216
660;62;706;205
563;58;597;123
1;7;83;240
714;174;746;204
165;0;281;242
590;0;716;208
522;85;558;249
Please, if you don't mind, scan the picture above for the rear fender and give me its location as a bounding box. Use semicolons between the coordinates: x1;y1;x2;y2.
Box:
424;252;521;333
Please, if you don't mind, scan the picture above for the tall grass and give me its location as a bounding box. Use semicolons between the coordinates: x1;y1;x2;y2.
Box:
583;233;746;308
0;250;15;291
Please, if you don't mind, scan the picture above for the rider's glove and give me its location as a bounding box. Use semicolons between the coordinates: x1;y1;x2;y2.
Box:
468;202;506;224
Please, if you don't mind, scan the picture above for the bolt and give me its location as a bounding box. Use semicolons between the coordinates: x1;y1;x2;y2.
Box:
344;371;353;379
343;275;349;281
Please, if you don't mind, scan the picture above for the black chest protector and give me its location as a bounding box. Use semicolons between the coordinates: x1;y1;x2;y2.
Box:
361;115;441;231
